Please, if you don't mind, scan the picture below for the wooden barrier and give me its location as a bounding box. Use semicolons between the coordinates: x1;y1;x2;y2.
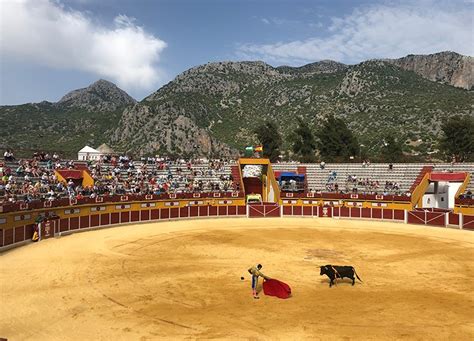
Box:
248;204;281;218
463;215;474;230
1;199;473;251
0;202;248;249
407;210;446;227
448;213;459;226
333;207;404;221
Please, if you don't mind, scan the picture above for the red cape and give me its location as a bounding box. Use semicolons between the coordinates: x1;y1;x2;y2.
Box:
263;279;291;299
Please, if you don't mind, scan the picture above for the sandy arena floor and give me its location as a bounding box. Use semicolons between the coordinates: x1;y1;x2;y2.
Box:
1;217;474;340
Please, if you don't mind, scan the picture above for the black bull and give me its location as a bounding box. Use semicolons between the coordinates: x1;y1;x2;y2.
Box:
320;265;362;287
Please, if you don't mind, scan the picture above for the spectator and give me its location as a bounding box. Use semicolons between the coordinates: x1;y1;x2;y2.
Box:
4;150;15;162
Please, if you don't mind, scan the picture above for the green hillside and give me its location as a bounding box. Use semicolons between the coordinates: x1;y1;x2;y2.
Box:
1;53;472;160
112;60;473;158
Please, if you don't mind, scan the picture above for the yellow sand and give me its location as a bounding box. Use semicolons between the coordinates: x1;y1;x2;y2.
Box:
1;218;473;340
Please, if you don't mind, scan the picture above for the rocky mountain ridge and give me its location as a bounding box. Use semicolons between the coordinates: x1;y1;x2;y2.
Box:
112;52;472;158
384;51;473;90
1;51;472;159
58;79;137;112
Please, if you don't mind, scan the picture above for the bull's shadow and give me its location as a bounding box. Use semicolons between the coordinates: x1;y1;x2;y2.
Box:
319;278;359;286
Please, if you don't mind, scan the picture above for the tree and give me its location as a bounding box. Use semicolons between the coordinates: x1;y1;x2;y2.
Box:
316;115;359;162
290;117;317;162
254;120;282;162
380;133;404;162
439;115;474;162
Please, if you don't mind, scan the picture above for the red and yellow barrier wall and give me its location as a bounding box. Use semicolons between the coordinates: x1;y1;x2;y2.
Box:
1;194;473;251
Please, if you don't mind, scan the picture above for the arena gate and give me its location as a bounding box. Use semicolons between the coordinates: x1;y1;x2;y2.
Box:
407;209;447;227
248;203;281;218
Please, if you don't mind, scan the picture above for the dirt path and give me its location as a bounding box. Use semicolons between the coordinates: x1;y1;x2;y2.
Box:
1;218;473;340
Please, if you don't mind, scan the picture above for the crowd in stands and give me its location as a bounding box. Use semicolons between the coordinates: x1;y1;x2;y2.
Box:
1;150;236;205
319;168;409;196
344;175;401;195
2;149;472;205
88;156;234;197
1;156;64;204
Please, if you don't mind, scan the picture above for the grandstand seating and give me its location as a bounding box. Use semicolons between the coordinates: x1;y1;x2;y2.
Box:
0;159;237;202
272;162;474;195
94;160;235;192
1;156;473;205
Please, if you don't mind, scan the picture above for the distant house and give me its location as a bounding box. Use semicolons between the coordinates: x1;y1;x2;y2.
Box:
77;146;101;161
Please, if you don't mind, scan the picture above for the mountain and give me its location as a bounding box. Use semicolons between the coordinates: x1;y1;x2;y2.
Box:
385;51;473;90
1;51;472;159
277;60;348;75
0;81;135;156
111;53;473;158
58;79;136;111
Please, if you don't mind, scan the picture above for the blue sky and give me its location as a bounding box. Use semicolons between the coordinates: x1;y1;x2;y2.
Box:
0;0;472;104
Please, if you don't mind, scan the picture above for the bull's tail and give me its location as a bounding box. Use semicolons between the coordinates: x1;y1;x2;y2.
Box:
353;268;363;283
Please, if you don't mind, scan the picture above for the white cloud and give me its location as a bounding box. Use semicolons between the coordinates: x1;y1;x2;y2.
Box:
0;0;167;91
239;2;473;64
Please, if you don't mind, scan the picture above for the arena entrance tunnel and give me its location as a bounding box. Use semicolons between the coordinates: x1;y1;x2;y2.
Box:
1;217;473;340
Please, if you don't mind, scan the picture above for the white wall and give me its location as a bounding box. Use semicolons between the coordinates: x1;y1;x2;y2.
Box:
78;152;101;161
448;182;462;208
422;194;436;208
422;181;462;209
437;192;449;209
